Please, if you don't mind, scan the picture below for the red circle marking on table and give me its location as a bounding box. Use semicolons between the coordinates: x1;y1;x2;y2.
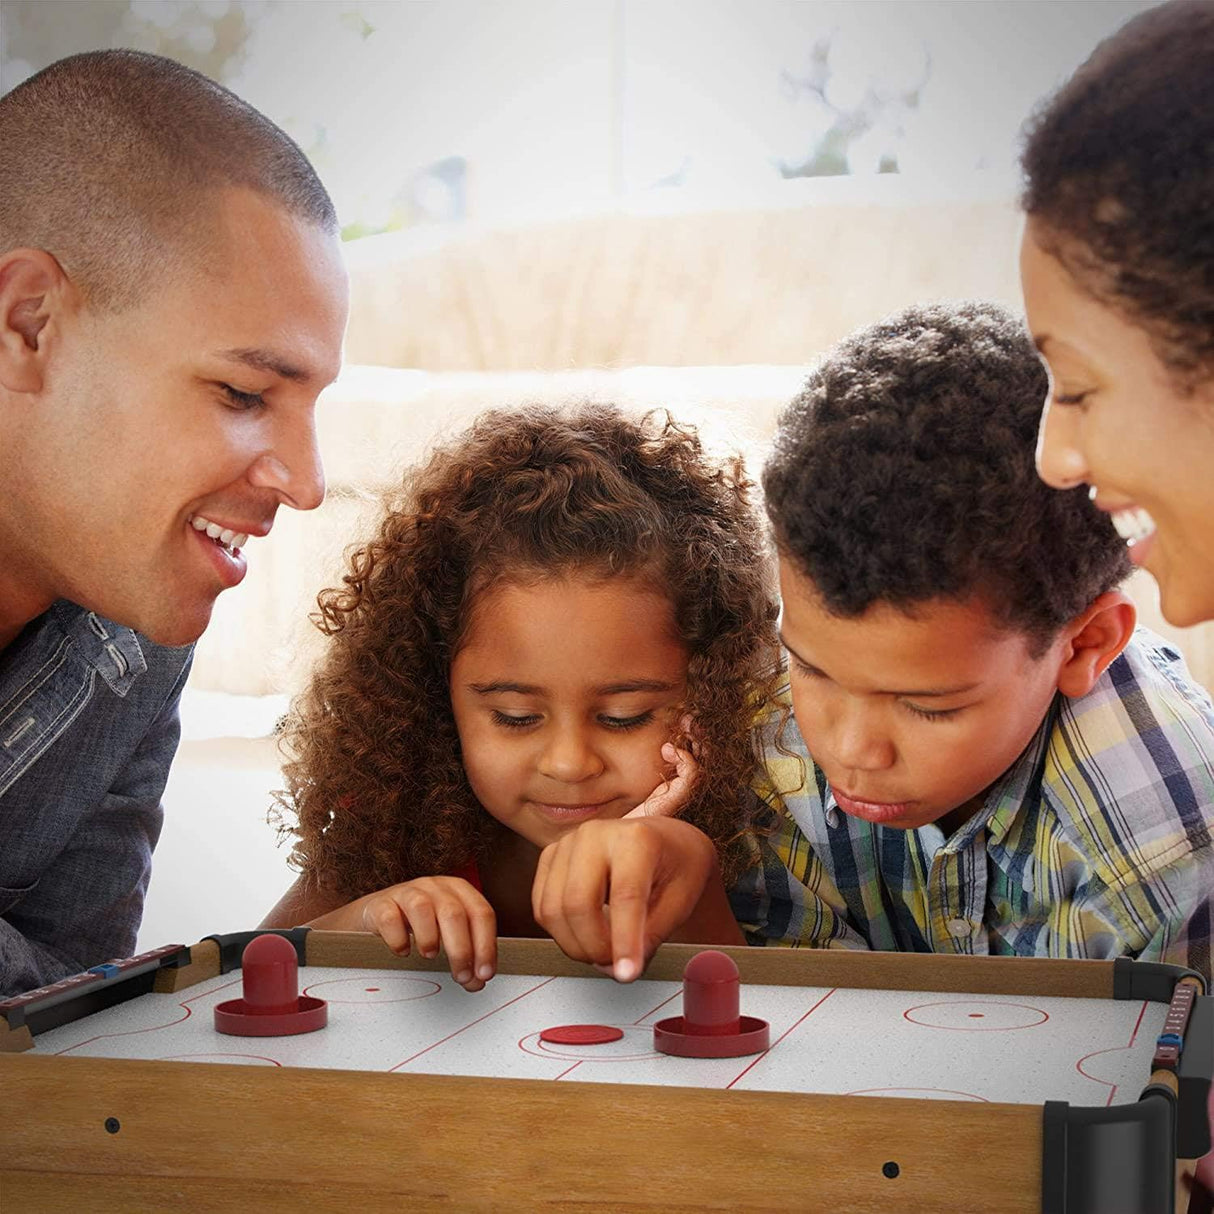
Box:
903;1000;1047;1032
540;1024;624;1046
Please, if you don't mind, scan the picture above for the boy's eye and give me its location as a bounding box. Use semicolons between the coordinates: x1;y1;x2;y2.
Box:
222;384;266;411
903;702;961;722
1052;390;1091;407
599;711;655;731
491;710;540;729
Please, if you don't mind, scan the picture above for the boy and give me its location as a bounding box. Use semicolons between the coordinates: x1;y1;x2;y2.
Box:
733;301;1214;981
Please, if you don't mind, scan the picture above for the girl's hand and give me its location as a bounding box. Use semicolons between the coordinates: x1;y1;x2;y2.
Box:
623;740;699;820
316;877;498;992
532;816;727;982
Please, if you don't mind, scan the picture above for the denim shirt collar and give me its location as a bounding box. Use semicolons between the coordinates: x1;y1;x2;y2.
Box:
44;601;147;697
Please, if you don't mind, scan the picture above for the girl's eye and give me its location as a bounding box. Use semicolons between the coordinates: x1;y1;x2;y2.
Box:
791;658;824;679
599;712;655;731
903;702;961;722
491;711;540;729
222;384;266;410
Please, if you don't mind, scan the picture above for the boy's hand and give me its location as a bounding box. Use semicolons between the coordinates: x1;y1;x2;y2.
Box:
531;816;718;982
355;877;497;991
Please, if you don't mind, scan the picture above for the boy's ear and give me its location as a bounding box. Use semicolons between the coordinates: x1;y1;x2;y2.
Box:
1055;591;1137;698
0;249;72;394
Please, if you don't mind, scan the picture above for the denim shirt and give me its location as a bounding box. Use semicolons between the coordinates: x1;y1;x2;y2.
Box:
0;601;192;996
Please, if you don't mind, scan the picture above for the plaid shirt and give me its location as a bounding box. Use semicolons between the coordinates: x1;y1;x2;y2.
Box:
730;631;1214;982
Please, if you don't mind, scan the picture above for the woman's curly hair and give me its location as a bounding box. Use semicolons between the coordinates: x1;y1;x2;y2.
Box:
277;403;781;896
1020;0;1214;389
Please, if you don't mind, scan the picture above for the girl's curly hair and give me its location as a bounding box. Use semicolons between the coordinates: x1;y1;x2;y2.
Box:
276;403;782;896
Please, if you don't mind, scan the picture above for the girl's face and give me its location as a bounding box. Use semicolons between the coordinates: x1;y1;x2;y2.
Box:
449;574;689;848
1022;219;1214;626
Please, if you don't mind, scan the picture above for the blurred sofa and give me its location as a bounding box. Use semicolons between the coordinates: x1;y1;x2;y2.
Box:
187;194;1214;703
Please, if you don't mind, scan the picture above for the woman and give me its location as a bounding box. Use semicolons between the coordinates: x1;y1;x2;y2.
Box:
1021;0;1214;628
1019;5;1214;1206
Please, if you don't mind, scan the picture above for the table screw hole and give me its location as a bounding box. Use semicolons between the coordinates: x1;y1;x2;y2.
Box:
104;1117;120;1134
882;1161;900;1179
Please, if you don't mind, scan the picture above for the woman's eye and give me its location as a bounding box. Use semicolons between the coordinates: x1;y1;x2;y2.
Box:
599;712;655;731
1053;391;1091;407
222;384;266;410
491;711;540;729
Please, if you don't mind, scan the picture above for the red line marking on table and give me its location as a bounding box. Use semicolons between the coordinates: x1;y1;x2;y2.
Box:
52;977;242;1055
726;987;839;1090
634;990;680;1024
161;1052;283;1066
389;976;557;1071
549;988;680;1082
1126;1000;1149;1048
1075;1000;1151;1108
846;1086;989;1102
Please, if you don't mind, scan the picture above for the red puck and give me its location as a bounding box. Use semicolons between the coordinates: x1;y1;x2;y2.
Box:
540;1024;624;1045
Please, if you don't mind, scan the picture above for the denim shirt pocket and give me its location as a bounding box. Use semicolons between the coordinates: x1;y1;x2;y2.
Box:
0;878;40;917
0;634;97;800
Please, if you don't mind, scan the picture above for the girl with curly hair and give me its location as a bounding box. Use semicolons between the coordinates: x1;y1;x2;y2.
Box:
264;402;781;990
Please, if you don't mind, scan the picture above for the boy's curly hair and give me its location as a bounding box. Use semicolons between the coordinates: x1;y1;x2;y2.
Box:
278;403;781;895
762;302;1130;654
1020;1;1214;390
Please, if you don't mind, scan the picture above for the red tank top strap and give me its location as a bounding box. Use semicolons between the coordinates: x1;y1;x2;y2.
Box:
449;859;482;892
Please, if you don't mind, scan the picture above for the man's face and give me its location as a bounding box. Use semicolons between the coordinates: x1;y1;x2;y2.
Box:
778;559;1064;833
450;576;688;850
8;186;348;646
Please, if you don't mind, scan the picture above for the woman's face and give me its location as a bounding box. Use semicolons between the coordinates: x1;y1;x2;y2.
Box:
1022;219;1214;627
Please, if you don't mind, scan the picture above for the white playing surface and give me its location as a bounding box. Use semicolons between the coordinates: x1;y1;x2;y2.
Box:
31;968;1165;1106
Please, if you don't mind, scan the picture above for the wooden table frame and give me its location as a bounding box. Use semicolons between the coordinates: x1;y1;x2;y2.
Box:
2;931;1210;1214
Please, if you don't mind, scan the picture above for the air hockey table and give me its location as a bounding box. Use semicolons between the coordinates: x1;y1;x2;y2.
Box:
1;930;1210;1213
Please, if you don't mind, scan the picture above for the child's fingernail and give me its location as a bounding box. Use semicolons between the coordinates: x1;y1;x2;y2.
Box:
614;957;638;982
423;949;437;959
455;969;472;984
477;964;494;980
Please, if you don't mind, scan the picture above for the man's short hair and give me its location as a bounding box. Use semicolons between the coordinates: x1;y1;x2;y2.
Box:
762;301;1130;653
0;49;337;308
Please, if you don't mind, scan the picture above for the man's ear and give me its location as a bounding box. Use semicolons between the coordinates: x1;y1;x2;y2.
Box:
1055;590;1137;698
0;249;72;394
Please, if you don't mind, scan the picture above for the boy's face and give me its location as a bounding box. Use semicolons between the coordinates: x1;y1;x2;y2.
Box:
2;187;348;648
778;559;1064;833
450;575;688;850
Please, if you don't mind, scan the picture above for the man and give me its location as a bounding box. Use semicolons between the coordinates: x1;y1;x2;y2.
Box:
0;50;349;995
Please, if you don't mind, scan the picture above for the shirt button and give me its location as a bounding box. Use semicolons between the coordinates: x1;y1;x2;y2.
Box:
946;917;972;937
